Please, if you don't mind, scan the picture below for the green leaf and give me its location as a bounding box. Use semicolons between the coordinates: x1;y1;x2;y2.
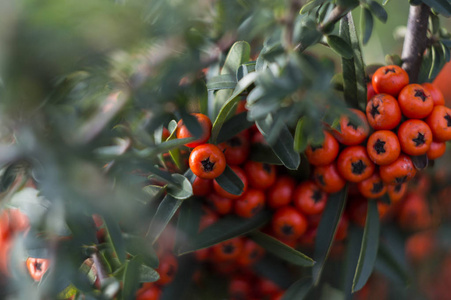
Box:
249;231;315;267
300;0;328;15
352;200;380;292
342;225;364;296
361;8;374;45
206;74;237;91
422;0;451;17
221;41;251;75
312;186;348;285
293;15;323;51
255;117;300;170
123;234;159;268
178;210;271;255
382;0;391;5
429;14;440;34
138;264;160;283
121;259;140;300
327;35;354;59
282;278;313;300
340;12;367;111
147;194;183;244
252;256;294;289
175;197;203;250
216;112;254;144
375;242;410;286
214;165;244;196
104;216;127;263
147;165;179;186
249;143;284;165
442;42;451;63
429;44;445;81
179;111;203;139
160;256;197;300
210;72;258;144
237;62;256;81
368;1;388;23
166;174;193;200
294;118;307;153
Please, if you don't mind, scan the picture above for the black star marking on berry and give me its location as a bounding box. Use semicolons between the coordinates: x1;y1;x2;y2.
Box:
347;121;358;130
445;114;451;127
412;132;426;146
351;160;367;175
394;184;402;193
384;67;396;74
414;89;428;102
310;144;323;151
395;176;407;184
227;136;242;147
281;224;294;236
201;157;215;172
311;189;323;203
371;181;384;194
370;103;380;118
263;163;272;173
373;139;386;154
316;174;325;186
222;243;235;254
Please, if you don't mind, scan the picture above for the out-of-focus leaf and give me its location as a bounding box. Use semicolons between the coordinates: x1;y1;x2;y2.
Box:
160;256;197;300
123;234;159;268
210;72;258;144
352;200;380;292
221;41;251;75
138;264;160;283
294;118;307;153
216;112;254;144
282;278;313;300
104;216;127;264
121;259;140;300
361;8;374;45
441;42;451;62
300;0;328;15
237;62;256;81
207;74;237;91
429;44;445;81
147;194;183;244
422;0;451;17
166;174;192;200
179;111;203;139
214;166;244;196
313;186;348;285
327;35;354;59
429;14;440;34
252;255;294;289
375;242;410;286
256;117;300;170
175;197;202;250
249;143;283;165
249;231;315;267
368;1;388;23
293;15;323;51
178;210;271;255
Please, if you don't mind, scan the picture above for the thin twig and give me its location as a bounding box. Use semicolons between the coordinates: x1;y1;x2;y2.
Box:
283;0;303;50
401;3;430;83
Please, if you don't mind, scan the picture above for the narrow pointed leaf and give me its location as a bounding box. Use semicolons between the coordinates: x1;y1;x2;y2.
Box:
175;197;203;250
180;111;203;139
147;194;183;244
123;234;159;268
352;200;380;292
221;41;251;75
104;216;127;263
422;0;451;17
375;242;410;286
178;210;271;255
214;165;244;196
327;35;354;59
256;118;300;170
294;118;307;153
282;278;313;300
166;174;193;200
312;186;348;285
207;74;237;91
121;259;141;300
249;144;283;165
361;8;374;45
252;256;294;289
342;225;364;296
216;112;254;144
210;72;258;143
368;1;387;23
138;264;160;283
249;231;315;267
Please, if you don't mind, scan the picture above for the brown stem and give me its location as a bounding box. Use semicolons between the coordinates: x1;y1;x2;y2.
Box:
317;6;348;33
283;0;303;50
401;3;430;83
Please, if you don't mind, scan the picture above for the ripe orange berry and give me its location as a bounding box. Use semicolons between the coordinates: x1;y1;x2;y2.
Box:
357;172;387;199
397;119;433;156
293;181;328;215
192;177;212;197
425;105;451;142
234;189;266;218
427;141;446;160
337;146;375;183
313;163;346;194
213;166;248;199
332;109;370;146
244;161;276;190
236;239;265;267
398;193;432;231
372;65;409;96
136;283;161;300
271;206;308;240
387;183;407;204
211;238;244;262
422;83;445;106
217;131;250;165
189;144;226;179
305;131;340;166
366;94;402;130
367;130;400;165
176;113;212;148
267;176;296;209
379;154;416;185
206;193;233;215
398;84;434;119
26;258;50;282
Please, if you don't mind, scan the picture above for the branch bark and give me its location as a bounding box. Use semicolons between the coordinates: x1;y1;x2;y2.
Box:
401;3;430;83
